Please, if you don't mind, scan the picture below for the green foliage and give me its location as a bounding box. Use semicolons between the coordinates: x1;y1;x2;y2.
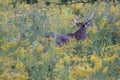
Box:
0;28;6;40
45;1;50;6
26;0;38;4
0;0;120;80
60;0;68;4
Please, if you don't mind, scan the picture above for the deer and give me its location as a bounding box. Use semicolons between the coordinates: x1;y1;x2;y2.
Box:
46;13;94;45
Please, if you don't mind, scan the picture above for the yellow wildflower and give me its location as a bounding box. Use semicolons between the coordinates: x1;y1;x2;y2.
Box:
58;58;64;65
1;45;7;52
93;59;102;72
91;25;97;34
102;67;108;73
8;41;16;47
0;72;12;80
16;62;25;71
100;17;107;29
0;39;2;43
69;75;75;80
70;64;92;78
26;46;33;54
82;56;88;61
77;66;87;77
69;72;77;80
115;22;119;27
19;47;27;57
76;3;83;9
107;77;116;80
72;55;81;62
90;54;99;62
104;54;118;61
85;64;93;73
90;54;103;72
37;61;43;65
115;7;119;16
11;72;28;80
110;6;115;13
6;0;11;3
55;58;65;72
36;44;44;52
63;55;71;62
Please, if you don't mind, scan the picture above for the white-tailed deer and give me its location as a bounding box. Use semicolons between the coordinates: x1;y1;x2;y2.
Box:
46;13;94;45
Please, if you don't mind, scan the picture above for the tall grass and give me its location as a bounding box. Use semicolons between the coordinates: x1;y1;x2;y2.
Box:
0;0;120;80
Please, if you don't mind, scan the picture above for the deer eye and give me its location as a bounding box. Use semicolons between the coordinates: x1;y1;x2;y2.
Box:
81;24;86;27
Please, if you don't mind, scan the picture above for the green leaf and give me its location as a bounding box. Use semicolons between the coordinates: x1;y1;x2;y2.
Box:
61;0;68;5
66;8;71;15
91;0;95;4
69;0;73;2
45;1;50;6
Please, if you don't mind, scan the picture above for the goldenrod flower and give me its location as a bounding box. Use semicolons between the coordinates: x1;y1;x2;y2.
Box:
93;61;102;72
104;54;118;61
36;44;44;52
110;6;115;13
63;54;71;62
19;47;27;57
90;54;103;72
8;42;16;47
72;55;81;62
91;25;97;34
102;67;108;73
37;61;43;65
16;62;25;71
115;22;119;27
100;17;107;29
1;45;7;52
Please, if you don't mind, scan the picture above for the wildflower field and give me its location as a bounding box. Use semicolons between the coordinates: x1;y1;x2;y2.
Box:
0;0;120;80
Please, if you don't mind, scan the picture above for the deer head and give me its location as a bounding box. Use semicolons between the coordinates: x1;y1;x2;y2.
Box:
69;12;94;40
46;13;94;45
73;12;94;28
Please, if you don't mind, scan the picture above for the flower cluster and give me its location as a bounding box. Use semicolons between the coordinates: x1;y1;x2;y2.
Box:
0;0;120;80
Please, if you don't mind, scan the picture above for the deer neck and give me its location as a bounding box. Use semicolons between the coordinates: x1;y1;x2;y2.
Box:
72;27;87;40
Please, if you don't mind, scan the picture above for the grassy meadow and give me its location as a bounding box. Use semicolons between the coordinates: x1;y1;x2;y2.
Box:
0;0;120;80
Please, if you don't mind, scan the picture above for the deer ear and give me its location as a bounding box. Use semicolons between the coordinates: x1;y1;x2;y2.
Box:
86;22;93;27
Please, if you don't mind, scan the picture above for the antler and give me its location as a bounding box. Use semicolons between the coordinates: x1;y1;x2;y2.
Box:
73;13;94;24
73;14;84;24
83;12;94;23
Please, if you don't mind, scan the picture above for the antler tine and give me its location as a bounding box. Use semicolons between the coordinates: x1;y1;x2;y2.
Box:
76;14;84;20
73;14;78;23
73;14;83;23
83;12;94;23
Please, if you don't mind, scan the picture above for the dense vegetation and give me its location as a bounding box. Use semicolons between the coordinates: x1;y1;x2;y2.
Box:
0;0;120;80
